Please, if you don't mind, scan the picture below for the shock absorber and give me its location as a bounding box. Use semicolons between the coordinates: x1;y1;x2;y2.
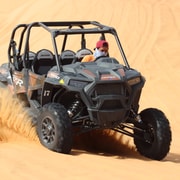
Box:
130;109;142;123
67;99;82;118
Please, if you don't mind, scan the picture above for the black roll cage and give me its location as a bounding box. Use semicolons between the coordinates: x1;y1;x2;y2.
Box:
8;21;130;72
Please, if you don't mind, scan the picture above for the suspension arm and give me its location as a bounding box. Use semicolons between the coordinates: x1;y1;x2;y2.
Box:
112;123;146;140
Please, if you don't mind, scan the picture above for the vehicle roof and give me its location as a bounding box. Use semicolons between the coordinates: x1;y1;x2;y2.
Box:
15;21;117;36
8;21;130;70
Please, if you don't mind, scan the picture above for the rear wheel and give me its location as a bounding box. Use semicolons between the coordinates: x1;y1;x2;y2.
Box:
37;103;72;154
134;108;171;160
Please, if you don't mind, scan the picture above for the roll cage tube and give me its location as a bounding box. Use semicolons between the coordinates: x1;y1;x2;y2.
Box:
8;24;27;66
113;30;130;69
13;21;130;71
51;35;62;72
61;25;85;52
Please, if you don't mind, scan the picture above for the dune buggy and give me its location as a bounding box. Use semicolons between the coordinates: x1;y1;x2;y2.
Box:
0;21;171;160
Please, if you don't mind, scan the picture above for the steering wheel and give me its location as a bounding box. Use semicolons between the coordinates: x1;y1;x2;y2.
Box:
94;55;107;62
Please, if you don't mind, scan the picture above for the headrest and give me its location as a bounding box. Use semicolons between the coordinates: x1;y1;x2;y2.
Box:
61;50;76;59
76;48;93;59
36;49;53;60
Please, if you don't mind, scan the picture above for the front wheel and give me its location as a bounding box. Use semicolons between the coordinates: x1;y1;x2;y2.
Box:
37;103;72;154
134;108;172;160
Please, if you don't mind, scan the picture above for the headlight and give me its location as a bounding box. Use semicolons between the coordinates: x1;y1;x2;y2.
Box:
128;77;141;85
69;80;89;88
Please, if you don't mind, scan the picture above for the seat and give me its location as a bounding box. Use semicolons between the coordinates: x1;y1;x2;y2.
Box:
60;50;76;65
31;49;55;75
76;48;93;62
21;51;36;69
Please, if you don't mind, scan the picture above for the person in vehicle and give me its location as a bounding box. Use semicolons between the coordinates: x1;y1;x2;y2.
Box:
81;40;109;62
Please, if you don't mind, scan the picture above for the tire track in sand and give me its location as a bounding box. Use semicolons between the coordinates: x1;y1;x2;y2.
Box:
129;2;161;68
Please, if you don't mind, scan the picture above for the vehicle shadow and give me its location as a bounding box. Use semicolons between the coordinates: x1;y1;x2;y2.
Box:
71;148;144;160
71;129;179;162
71;129;147;160
164;152;180;163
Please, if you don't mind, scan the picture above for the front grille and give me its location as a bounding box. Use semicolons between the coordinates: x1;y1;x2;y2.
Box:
95;83;126;95
90;83;130;110
100;99;122;109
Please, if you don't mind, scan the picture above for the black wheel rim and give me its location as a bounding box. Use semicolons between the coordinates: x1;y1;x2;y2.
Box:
41;117;55;144
144;124;155;144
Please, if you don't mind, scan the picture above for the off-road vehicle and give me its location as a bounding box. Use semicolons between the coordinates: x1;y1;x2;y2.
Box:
0;21;171;160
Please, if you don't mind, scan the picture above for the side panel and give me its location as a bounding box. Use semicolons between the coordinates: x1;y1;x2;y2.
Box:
40;78;65;106
27;71;45;97
41;81;55;106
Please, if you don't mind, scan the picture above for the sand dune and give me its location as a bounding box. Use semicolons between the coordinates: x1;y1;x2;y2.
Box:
0;0;180;179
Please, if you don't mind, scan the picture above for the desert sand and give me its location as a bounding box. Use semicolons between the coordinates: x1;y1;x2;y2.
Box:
0;0;180;179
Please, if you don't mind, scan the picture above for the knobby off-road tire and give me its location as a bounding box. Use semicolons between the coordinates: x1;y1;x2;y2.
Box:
134;108;172;160
37;103;72;154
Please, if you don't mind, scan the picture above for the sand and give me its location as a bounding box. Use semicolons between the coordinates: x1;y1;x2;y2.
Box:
0;0;180;179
